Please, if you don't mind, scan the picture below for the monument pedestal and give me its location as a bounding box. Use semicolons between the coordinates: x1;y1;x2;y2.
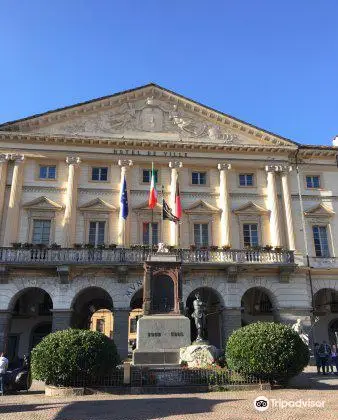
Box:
132;315;190;365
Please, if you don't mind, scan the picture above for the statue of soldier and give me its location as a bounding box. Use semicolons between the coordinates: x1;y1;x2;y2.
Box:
192;292;207;343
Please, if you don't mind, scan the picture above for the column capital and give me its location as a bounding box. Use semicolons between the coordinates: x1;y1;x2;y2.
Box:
118;159;133;168
169;161;183;169
217;163;231;171
66;156;81;166
280;164;293;174
265;164;281;173
0;154;9;163
8;154;24;163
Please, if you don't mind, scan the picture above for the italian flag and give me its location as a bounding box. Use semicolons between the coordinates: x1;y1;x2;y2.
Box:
148;163;158;209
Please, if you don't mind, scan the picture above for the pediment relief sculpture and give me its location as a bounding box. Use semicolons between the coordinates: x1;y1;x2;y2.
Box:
22;196;64;211
78;198;117;212
233;201;269;215
304;203;335;218
184;200;220;214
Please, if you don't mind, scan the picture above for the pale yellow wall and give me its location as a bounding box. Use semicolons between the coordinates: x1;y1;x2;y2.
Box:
0;142;337;258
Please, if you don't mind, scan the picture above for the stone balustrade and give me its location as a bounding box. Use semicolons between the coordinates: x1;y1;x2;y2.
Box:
0;247;294;266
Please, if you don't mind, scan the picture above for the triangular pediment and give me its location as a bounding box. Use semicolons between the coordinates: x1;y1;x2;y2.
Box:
0;84;297;149
22;196;64;211
185;200;220;214
233;201;269;215
133;200;162;213
78;198;117;212
304;203;335;217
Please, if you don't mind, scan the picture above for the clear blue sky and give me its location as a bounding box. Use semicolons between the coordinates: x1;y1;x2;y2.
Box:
1;1;337;145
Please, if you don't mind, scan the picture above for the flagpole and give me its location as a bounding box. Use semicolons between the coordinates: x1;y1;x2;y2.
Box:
161;185;164;244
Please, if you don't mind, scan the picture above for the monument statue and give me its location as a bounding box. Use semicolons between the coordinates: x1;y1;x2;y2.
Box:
192;292;207;343
157;242;169;253
292;318;309;346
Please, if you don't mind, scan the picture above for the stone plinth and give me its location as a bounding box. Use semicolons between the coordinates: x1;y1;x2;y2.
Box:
133;315;190;366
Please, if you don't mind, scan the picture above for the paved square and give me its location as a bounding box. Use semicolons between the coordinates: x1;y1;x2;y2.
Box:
0;367;337;420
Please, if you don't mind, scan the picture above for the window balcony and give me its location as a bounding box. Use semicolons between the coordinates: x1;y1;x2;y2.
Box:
0;247;294;267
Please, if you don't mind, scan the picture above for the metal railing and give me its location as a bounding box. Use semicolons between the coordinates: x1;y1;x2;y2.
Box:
0;247;294;266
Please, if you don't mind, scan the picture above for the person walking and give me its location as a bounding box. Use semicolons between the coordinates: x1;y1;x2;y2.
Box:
331;344;338;375
318;341;331;375
0;352;9;396
314;343;321;374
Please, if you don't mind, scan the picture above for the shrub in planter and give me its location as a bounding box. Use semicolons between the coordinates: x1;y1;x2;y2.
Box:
11;242;22;249
50;243;61;250
226;322;309;385
31;329;120;387
108;243;117;249
73;243;83;249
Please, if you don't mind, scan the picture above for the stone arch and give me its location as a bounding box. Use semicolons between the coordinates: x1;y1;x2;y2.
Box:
70;286;114;329
237;278;279;309
186;286;224;348
241;286;277;326
7;287;53;360
64;275;127;311
312;287;338;344
3;279;57;312
183;276;226;308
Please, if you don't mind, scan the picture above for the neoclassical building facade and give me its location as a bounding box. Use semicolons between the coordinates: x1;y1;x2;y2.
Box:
0;83;337;361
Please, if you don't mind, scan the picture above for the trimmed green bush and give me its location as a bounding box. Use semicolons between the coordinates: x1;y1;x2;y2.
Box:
31;329;120;386
226;322;309;384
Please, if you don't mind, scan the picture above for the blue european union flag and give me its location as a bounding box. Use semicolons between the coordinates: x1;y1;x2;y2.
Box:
120;175;128;219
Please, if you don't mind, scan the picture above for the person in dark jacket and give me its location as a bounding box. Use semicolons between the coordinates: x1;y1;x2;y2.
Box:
314;343;321;374
318;341;331;375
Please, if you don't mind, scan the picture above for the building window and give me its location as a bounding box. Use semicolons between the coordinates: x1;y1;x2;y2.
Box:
312;225;329;257
239;173;254;187
96;319;105;333
89;221;106;246
193;223;209;246
130;316;140;334
143;222;158;245
32;219;51;245
92;167;108;181
306;175;320;188
192;172;207;185
39;165;56;179
142;169;158;184
243;223;259;247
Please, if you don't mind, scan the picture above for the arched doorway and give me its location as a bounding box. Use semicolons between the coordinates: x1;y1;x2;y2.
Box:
8;288;53;362
186;287;223;348
71;287;114;332
151;274;174;313
30;323;52;351
313;288;338;343
241;287;275;326
129;288;143;353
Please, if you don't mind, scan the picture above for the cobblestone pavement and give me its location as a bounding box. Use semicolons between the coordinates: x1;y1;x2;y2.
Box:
0;367;337;420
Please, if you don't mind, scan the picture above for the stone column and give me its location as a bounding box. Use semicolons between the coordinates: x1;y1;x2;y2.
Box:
222;308;242;346
3;154;25;247
265;165;282;247
280;165;296;251
52;310;73;331
113;309;130;360
0;154;9;237
0;311;11;353
117;159;133;246
168;161;182;246
63;156;81;248
218;163;232;247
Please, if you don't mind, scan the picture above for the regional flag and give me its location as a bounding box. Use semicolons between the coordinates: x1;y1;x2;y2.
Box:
120;175;129;219
148;163;157;209
175;178;182;219
163;198;179;222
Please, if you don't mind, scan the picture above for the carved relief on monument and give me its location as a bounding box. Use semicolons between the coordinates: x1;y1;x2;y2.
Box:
28;96;241;144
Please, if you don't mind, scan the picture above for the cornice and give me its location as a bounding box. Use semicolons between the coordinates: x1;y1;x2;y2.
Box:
0;131;296;154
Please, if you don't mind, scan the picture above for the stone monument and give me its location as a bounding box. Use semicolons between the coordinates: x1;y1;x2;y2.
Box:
132;252;191;365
